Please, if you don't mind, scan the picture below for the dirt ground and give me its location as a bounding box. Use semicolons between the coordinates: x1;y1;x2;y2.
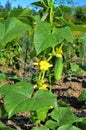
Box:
53;76;86;115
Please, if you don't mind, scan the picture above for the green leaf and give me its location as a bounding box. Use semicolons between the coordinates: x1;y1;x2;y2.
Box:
51;107;82;126
0;81;34;118
33;90;57;109
34;17;74;55
34;20;56;55
32;90;57;121
32;126;49;130
0;121;14;130
31;0;48;9
54;27;74;43
0;82;57;120
9;8;33;25
70;63;86;76
9;8;32;17
57;125;81;130
0;17;30;48
78;89;86;101
46;120;58;129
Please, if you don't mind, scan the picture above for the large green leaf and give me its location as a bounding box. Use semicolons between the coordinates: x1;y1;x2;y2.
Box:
0;82;34;118
0;82;57;120
9;8;32;17
51;107;82;126
9;8;33;25
34;20;56;55
34;17;74;55
55;26;74;43
57;125;81;130
0;17;30;47
33;90;57;109
32;90;57;121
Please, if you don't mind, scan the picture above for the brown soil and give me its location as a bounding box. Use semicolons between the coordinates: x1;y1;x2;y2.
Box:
53;76;86;116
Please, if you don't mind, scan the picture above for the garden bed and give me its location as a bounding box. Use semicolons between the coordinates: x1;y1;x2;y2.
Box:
0;74;86;130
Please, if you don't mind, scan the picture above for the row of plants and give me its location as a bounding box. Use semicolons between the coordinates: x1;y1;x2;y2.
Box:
0;0;86;129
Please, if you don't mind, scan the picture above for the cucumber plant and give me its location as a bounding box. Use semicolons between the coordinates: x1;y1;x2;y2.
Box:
0;0;86;130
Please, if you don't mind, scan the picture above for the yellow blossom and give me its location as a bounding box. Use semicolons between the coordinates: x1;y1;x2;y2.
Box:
39;60;52;71
39;84;48;90
56;47;63;58
49;106;54;109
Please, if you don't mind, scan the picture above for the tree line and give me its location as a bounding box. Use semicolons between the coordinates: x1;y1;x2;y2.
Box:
0;0;86;24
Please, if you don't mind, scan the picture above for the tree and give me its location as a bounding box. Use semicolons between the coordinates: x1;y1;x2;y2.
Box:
5;0;11;11
74;7;86;24
0;3;4;11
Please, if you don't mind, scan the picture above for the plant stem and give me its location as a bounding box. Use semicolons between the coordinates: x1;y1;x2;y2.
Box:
41;70;45;80
50;0;54;25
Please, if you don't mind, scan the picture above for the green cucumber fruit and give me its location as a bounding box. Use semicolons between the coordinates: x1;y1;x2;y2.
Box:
54;57;64;80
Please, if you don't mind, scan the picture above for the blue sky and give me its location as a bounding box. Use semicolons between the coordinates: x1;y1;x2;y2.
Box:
0;0;37;8
0;0;86;8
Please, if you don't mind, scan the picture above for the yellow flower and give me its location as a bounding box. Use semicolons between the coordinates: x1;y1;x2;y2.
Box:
39;84;48;90
56;47;63;58
39;60;52;71
49;106;54;109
